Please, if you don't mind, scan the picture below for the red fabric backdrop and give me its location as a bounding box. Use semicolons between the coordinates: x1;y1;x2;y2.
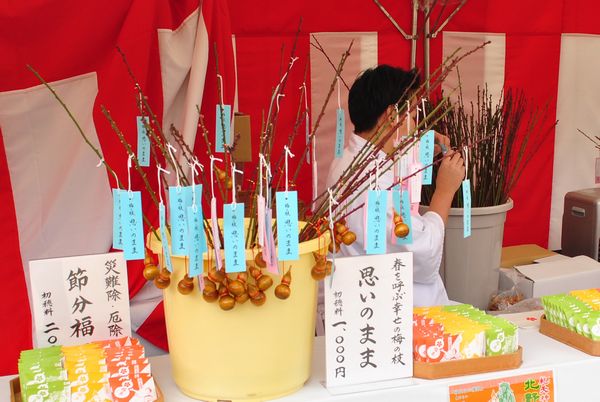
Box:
2;0;600;376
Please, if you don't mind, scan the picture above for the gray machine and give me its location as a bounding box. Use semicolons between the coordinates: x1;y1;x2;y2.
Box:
562;188;600;260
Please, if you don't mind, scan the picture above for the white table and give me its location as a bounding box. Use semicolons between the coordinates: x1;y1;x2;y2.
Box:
4;328;600;401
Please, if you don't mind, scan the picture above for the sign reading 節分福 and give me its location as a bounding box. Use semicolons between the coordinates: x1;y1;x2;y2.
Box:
28;252;131;347
324;253;413;393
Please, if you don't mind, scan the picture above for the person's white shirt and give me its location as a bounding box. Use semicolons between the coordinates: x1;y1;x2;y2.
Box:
325;133;449;307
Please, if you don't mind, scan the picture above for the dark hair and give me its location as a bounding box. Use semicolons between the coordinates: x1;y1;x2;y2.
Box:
348;65;420;133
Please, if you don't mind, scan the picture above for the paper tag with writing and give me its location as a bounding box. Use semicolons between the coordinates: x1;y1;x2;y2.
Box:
112;189;124;250
169;186;192;256
276;191;299;261
257;195;266;247
335;108;345;158
136;116;150;167
120;191;144;260
462;179;472;238
419;130;435;185
324;253;413;390
305;113;311;163
223;203;245;272
29;252;131;347
187;204;207;277
366;190;388;255
392;187;413;245
215;104;232;153
159;203;173;272
210;197;222;270
265;208;278;273
409;163;422;204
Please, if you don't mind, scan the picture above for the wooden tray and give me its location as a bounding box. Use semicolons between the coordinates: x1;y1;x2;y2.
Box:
413;346;523;379
539;315;600;356
10;376;164;402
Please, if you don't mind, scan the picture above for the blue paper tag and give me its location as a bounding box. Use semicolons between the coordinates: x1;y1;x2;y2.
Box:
120;191;144;260
223;203;245;272
366;190;388;254
275;191;299;261
392;186;413;245
159;202;174;272
187;204;207;277
335;108;345;158
215;104;232;153
462;179;472;238
112;189;124;250
420;129;435;185
137;116;150;167
169;186;191;256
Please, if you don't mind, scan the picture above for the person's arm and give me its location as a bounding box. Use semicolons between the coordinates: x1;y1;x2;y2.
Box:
428;151;465;224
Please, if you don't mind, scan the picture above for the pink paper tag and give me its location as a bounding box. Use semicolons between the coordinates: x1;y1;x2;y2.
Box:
409;163;422;205
257;195;266;247
265;207;279;274
210;197;223;270
198;275;205;292
363;193;369;251
596;158;600;184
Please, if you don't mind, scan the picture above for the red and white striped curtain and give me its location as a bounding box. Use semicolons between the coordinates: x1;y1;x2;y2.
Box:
2;0;600;375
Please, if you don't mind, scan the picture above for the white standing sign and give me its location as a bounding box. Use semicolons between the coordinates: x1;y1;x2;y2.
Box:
325;252;413;392
29;252;131;347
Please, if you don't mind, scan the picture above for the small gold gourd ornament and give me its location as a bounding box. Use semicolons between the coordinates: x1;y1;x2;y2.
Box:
311;252;328;281
154;268;171;289
214;166;232;190
177;274;194;295
142;254;159;281
334;221;357;246
275;269;292;300
202;277;219;302
249;266;273;291
393;211;410;238
234;272;249;304
218;281;236;311
254;251;267;268
247;283;266;306
207;267;226;284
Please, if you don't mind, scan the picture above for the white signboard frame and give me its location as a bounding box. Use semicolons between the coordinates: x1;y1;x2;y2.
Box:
324;252;414;393
28;252;131;347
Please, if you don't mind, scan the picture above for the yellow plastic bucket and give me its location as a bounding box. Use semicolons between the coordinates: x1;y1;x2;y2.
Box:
147;221;329;401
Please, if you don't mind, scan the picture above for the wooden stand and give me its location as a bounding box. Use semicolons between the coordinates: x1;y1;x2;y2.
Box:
539;315;600;356
413;347;523;379
9;376;164;402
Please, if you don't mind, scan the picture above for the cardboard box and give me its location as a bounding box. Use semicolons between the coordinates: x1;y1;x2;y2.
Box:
500;244;557;268
514;255;600;299
539;315;600;356
413;347;522;379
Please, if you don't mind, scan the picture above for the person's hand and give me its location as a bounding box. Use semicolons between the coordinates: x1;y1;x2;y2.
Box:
434;132;451;156
435;150;465;195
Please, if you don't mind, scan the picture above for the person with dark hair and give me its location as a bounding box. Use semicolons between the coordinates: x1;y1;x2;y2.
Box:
326;65;465;306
